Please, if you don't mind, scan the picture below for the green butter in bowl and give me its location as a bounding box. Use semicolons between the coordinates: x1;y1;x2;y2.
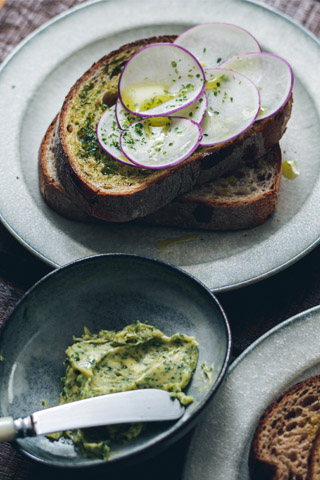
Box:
0;254;231;468
50;321;198;460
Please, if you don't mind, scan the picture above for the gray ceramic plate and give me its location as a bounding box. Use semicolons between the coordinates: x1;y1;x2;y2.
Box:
183;304;320;480
0;254;231;468
0;0;319;292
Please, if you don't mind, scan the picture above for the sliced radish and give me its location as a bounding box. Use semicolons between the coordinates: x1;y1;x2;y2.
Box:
171;92;208;124
174;23;261;68
200;68;260;146
115;97;142;130
120;117;203;169
96;105;136;166
118;43;205;117
117;91;207;129
219;52;294;120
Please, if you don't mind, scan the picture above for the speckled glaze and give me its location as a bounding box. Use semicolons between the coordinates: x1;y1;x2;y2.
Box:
0;254;231;468
0;0;319;292
184;305;320;480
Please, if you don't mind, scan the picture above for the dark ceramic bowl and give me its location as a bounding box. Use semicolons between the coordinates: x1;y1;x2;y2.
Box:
0;254;231;468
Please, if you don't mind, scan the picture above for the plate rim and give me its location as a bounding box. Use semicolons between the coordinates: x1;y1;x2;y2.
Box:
182;303;320;479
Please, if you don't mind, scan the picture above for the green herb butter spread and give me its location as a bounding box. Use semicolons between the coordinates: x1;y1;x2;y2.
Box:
52;321;198;460
64;43;219;193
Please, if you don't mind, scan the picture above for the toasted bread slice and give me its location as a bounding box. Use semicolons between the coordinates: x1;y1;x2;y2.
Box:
141;144;281;230
40;117;281;230
39;115;92;221
249;375;320;480
54;35;293;222
309;426;320;479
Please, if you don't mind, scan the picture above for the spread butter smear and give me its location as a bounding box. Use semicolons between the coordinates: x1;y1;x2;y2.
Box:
49;321;198;460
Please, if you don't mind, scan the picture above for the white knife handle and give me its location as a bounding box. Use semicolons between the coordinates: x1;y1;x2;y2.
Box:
0;417;16;442
0;416;34;442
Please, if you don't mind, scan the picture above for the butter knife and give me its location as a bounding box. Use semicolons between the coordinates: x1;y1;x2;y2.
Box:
0;389;185;442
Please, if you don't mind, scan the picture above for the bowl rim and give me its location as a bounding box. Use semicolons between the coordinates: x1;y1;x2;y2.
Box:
0;253;232;469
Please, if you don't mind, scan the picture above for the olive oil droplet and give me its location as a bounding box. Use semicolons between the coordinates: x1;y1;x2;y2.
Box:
282;159;299;179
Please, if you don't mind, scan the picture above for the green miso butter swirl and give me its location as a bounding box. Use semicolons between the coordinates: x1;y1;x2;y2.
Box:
50;321;198;460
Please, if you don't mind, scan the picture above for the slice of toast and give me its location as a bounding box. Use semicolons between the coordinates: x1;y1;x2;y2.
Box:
39;115;92;222
39;116;281;230
308;426;320;479
53;35;293;222
140;144;281;230
249;375;320;480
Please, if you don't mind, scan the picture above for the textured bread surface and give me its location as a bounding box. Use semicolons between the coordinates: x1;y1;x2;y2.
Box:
309;426;320;479
39;118;281;230
54;34;293;222
39;116;92;221
249;375;320;480
141;144;281;230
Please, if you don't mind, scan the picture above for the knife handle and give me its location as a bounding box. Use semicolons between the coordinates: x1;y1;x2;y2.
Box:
0;416;34;442
0;417;16;442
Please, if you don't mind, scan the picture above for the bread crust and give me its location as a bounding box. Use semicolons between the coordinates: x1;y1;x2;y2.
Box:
39;117;282;230
249;375;320;480
39;116;93;221
308;425;320;479
140;144;282;230
55;35;293;222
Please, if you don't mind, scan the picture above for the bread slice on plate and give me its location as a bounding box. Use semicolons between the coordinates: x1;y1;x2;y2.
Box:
39;116;92;222
52;35;293;222
140;144;281;230
249;375;320;480
309;425;320;479
39;115;282;230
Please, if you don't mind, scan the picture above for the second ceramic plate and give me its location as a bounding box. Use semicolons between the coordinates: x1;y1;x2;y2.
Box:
0;0;320;291
183;305;320;479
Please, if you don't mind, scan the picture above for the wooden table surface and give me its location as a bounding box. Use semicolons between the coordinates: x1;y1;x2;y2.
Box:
0;0;319;478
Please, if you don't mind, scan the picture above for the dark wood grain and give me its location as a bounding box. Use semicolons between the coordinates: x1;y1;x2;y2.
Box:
0;1;319;478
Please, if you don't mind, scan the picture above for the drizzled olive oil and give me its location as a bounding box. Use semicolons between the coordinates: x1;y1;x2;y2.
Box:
205;74;228;91
121;81;196;114
148;117;171;127
156;234;198;250
143;117;171;138
282;159;299;179
206;78;221;90
121;82;174;113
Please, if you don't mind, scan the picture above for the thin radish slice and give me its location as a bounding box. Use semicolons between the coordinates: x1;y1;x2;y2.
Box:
200;68;260;146
171;92;208;124
96;105;137;166
115;97;143;130
118;43;205;117
120;117;203;169
174;23;261;68
116;92;207;130
219;52;294;120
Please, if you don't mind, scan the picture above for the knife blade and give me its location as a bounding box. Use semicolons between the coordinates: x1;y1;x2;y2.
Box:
0;389;185;442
